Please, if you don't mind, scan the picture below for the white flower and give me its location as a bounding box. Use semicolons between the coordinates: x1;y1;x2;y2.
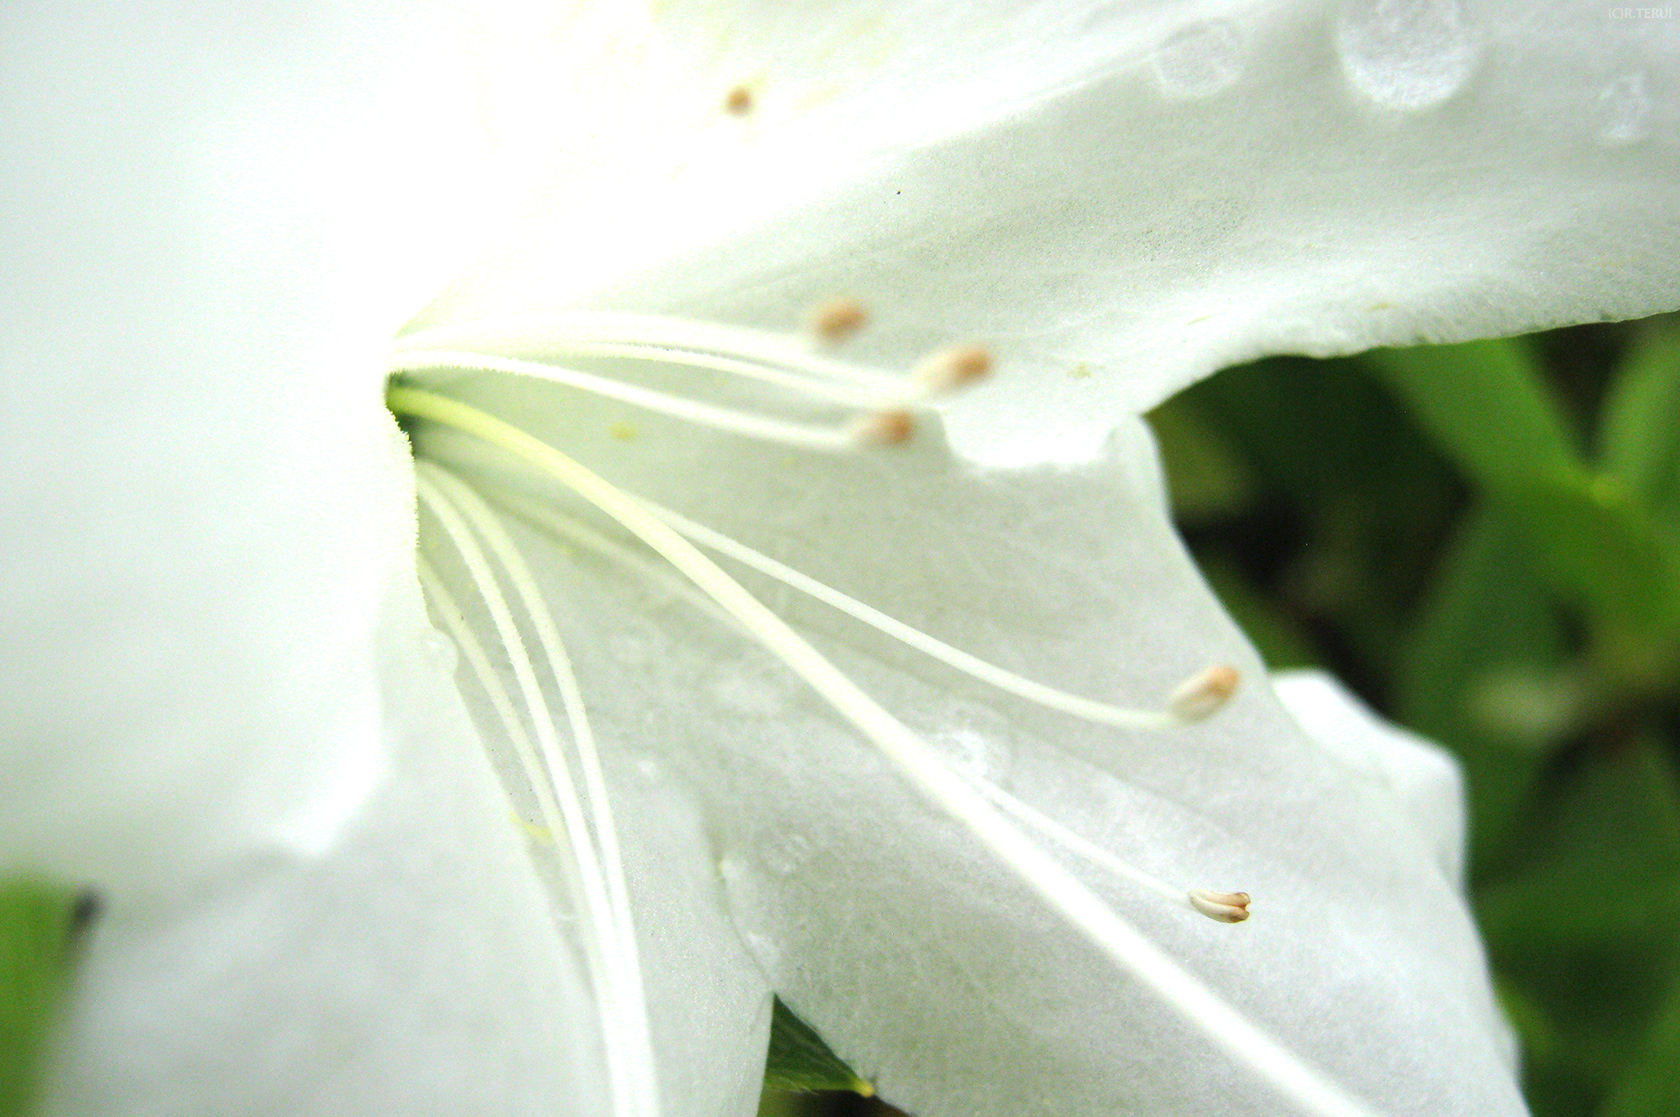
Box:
2;2;1673;1116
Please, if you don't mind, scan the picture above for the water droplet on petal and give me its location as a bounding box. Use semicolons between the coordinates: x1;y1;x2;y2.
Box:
929;700;1016;785
711;665;791;717
719;855;784;976
743;932;782;973
1151;20;1245;99
421;628;459;673
635;755;666;783
758;830;815;877
1338;0;1477;110
1598;71;1651;145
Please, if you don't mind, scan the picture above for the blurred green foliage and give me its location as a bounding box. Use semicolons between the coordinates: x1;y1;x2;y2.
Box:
761;313;1680;1116
0;880;96;1117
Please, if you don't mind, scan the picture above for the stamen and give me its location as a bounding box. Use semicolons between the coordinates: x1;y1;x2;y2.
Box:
849;408;917;446
635;499;1212;731
1168;664;1241;722
390;351;869;452
497;493;744;633
964;773;1193;910
423;465;658;1115
397;310;913;394
415;469;660;1117
807;296;870;343
912;343;993;396
473;338;893;408
723;84;754;115
392;385;1383;1117
1189;889;1253;924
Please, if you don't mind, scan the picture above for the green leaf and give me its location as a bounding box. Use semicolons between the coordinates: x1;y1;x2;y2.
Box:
1479;741;1680;1113
1371;336;1680;635
1198;557;1321;671
763;998;873;1096
1599;320;1680;528
1396;507;1568;868
1502;474;1680;633
1365;337;1584;490
2;878;97;1117
1479;739;1680;952
1600;951;1680;1117
1145;400;1253;523
1181;355;1463;675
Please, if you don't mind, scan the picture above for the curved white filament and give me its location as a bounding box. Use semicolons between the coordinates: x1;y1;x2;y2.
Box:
392;350;862;451
415;469;661;1117
638;499;1186;730
491;339;894;407
398;310;908;394
423;464;660;1117
391;385;1384;1117
961;774;1190;910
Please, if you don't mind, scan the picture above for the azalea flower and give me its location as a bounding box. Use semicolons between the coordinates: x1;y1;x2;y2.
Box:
4;2;1675;1116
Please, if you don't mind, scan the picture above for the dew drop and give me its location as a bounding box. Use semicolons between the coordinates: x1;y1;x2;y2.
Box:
1151;20;1245;99
634;755;666;783
719;855;784;976
421;628;459;673
1598;71;1651;145
929;700;1016;785
758;830;815;877
743;932;782;973
711;666;791;717
1337;0;1477;110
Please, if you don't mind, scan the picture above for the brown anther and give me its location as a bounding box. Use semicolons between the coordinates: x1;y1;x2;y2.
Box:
1168;664;1240;722
1188;889;1251;924
808;296;870;342
723;84;754;116
851;409;916;446
913;344;993;395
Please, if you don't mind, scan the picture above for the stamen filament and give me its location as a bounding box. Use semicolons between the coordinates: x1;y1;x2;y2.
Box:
475;338;894;407
637;499;1193;730
422;464;660;1117
391;350;866;452
398;310;908;393
496;493;744;633
392;384;1383;1117
415;469;660;1117
960;773;1197;911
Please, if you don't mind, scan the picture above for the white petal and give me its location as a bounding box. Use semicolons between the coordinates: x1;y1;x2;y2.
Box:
1;0;624;1110
0;0;515;889
438;0;1680;465
413;375;1526;1116
1272;668;1468;888
40;599;601;1116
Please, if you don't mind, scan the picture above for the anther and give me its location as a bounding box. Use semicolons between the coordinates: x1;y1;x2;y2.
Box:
850;409;916;446
723;84;754;115
1188;889;1252;924
1168;664;1240;722
808;296;870;343
913;344;993;395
